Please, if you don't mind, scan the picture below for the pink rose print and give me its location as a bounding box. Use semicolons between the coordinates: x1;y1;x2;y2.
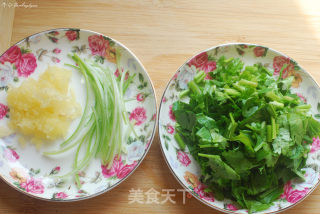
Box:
310;137;320;153
114;69;120;77
226;204;238;211
296;93;307;103
52;48;61;54
0;45;21;66
88;35;108;57
55;192;68;199
281;181;309;203
167;124;174;134
169;105;176;121
286;188;309;203
188;52;209;68
4;148;19;162
65;30;78;41
101;156;123;178
136;93;145;102
253;46;266;57
51;31;59;36
20;178;45;194
273;56;295;78
114;68;129;80
177;151;191;167
116;161;137;179
162;97;167;103
194;184;214;202
101;165;115;178
152;113;156;121
51;37;58;43
129;107;147;126
17;53;37;77
75;190;86;198
172;72;178;80
201;61;216;80
50;166;61;175
0;103;8;119
51;57;60;63
237;48;245;56
101;156;137;179
188;52;216;79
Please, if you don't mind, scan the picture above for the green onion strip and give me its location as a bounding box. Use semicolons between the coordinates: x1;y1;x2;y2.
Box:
44;54;135;187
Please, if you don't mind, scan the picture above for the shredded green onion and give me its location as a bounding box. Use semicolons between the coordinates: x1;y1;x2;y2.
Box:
44;53;135;187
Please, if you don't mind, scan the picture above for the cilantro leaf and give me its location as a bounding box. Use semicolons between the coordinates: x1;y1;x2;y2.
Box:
172;56;320;212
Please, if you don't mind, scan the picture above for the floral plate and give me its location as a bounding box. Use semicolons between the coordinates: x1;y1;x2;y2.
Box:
158;43;320;213
0;28;157;201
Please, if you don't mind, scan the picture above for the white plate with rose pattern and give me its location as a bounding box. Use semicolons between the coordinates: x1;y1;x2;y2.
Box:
0;28;156;201
159;43;320;213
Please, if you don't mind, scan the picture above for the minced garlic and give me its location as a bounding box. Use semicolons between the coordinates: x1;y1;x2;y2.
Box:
7;66;81;147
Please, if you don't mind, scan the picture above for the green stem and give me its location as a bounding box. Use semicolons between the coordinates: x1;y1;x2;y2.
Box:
179;89;190;98
194;71;206;83
188;80;201;95
174;133;186;150
225;88;241;97
269;101;284;109
266;91;281;102
267;125;272;143
271;117;277;139
239;79;258;88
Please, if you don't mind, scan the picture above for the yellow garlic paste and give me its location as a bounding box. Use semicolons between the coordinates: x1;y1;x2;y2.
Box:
7;66;81;147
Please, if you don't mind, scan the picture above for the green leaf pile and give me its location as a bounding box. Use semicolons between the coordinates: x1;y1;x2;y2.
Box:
172;56;320;212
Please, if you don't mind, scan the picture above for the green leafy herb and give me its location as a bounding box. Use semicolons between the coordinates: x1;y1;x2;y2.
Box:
172;56;320;212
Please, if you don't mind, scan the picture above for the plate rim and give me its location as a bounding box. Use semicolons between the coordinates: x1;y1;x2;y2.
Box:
0;27;158;202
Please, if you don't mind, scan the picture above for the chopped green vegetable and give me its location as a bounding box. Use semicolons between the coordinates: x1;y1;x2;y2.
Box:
172;56;320;212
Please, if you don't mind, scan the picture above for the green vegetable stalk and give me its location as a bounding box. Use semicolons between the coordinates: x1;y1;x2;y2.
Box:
44;53;134;188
